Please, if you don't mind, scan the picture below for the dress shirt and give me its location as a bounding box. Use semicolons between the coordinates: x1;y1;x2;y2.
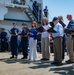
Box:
52;23;64;38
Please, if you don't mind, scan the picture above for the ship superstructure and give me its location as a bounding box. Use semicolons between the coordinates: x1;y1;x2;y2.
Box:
0;0;43;31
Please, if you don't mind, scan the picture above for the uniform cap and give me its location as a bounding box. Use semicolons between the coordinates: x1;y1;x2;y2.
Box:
22;22;27;25
13;22;17;25
52;17;58;22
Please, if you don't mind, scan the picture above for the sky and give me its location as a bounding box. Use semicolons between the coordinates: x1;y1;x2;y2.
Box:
43;0;74;25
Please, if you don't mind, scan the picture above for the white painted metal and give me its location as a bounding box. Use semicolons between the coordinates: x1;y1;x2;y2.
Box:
0;0;43;30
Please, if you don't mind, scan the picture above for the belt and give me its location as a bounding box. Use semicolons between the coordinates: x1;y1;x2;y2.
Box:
54;36;62;39
11;35;18;36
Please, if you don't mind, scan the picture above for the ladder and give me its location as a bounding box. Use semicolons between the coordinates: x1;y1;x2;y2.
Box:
24;5;37;21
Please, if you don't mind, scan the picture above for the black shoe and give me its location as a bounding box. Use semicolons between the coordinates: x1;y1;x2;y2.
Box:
10;56;14;59
56;63;62;66
21;57;27;59
44;59;49;60
51;62;57;64
66;60;74;64
40;58;46;60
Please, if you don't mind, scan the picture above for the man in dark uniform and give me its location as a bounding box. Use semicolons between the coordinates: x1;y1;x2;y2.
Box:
20;23;29;59
1;28;7;52
43;6;48;17
10;22;19;59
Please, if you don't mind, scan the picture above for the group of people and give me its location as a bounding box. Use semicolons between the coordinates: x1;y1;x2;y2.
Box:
0;21;38;61
43;14;74;66
9;21;38;60
38;14;74;66
0;14;74;66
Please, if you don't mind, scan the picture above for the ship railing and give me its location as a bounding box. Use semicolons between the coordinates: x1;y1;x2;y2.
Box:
47;12;52;21
26;5;37;21
11;0;26;5
0;0;25;5
32;5;38;21
43;11;50;21
27;5;40;22
0;0;27;8
32;5;41;22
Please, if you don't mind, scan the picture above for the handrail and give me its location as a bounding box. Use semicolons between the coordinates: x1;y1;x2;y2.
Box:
26;5;38;21
32;4;41;22
32;5;38;18
48;12;52;21
25;4;41;22
26;5;33;14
